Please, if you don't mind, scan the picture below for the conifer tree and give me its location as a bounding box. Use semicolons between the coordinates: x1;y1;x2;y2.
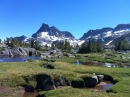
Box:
0;39;1;44
78;41;103;54
30;38;35;48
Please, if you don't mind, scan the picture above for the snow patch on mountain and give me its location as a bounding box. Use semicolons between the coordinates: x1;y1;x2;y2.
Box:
80;24;130;45
32;31;84;47
104;31;112;37
30;23;82;47
69;40;85;46
105;40;113;45
37;32;60;41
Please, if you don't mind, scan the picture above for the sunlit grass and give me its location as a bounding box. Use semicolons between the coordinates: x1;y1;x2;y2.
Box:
38;86;125;97
0;52;130;96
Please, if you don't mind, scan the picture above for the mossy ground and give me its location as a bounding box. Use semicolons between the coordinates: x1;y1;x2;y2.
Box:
0;52;130;97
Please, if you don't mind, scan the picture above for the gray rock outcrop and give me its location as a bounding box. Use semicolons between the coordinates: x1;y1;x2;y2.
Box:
0;47;36;56
11;47;28;56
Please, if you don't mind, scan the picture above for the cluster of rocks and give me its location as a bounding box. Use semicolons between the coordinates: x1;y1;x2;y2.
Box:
0;47;36;57
40;49;64;58
24;72;116;93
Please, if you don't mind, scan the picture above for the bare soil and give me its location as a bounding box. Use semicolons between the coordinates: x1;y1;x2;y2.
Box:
0;86;24;97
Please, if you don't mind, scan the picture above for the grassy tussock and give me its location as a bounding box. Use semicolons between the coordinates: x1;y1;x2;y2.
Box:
38;87;125;97
0;52;130;96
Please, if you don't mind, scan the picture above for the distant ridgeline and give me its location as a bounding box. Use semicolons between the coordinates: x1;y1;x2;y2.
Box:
1;23;130;50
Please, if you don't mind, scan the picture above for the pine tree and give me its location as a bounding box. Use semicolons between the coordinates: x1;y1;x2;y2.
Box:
97;43;103;52
78;43;87;53
51;43;55;49
60;41;65;49
91;43;97;52
10;38;18;47
5;38;10;46
115;40;130;51
45;44;48;50
55;42;59;48
30;38;35;48
78;41;103;54
0;39;1;44
86;40;92;53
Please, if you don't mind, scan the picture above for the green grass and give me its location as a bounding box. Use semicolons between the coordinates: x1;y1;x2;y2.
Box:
1;52;130;96
38;87;126;97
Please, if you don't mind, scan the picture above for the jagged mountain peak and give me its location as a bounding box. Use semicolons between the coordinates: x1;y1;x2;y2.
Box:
114;24;130;31
80;23;130;45
8;23;130;47
32;23;75;39
80;27;113;40
30;23;79;46
9;35;27;42
37;23;50;33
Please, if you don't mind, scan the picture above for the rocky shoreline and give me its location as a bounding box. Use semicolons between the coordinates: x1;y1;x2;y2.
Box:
0;47;36;57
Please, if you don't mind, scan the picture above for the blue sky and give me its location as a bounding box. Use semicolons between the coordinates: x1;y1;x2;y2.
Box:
0;0;130;40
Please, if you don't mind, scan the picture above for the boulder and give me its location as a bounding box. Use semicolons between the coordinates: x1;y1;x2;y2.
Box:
0;47;13;56
18;47;27;56
83;77;97;88
44;64;54;69
0;49;10;56
8;49;13;56
24;48;36;56
0;47;36;56
71;80;85;88
36;74;56;91
54;76;70;87
97;75;104;82
11;47;27;56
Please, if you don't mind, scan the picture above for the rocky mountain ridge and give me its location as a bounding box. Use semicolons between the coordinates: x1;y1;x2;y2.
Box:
80;24;130;45
32;23;75;39
8;23;130;46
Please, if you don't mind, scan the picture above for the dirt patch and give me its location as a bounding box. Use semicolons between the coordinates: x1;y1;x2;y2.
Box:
0;86;24;97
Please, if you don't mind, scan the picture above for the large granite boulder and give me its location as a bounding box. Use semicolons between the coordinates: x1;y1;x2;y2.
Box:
24;48;36;56
18;47;28;56
0;47;13;56
0;48;10;56
0;47;36;56
11;47;27;56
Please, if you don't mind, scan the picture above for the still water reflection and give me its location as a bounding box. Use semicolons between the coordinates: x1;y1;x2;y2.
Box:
0;55;41;62
86;81;113;92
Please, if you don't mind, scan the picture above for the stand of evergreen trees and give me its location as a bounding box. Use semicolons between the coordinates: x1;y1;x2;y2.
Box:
51;39;72;52
30;38;42;50
114;40;130;51
78;40;104;54
4;38;30;48
4;38;42;50
0;39;1;44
